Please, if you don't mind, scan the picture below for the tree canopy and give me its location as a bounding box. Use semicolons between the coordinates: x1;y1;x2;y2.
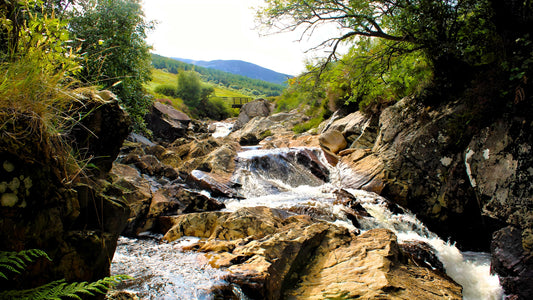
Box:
258;0;500;92
69;0;154;130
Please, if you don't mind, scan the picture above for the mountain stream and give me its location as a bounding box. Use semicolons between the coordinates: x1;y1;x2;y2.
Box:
111;146;503;299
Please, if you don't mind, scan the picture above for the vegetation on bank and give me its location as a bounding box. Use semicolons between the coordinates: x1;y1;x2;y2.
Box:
0;0;146;295
260;0;533;132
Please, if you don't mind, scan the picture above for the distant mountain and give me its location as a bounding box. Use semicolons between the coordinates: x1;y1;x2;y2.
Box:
173;58;292;86
151;54;286;97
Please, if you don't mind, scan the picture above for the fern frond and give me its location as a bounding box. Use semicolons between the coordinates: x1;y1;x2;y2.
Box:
0;249;51;279
0;275;133;300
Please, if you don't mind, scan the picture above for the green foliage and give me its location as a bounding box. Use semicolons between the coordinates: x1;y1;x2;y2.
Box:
177;70;202;107
325;39;432;111
293;115;323;134
0;276;131;300
276;38;432;115
69;0;154;131
154;84;177;98
0;249;50;280
258;0;501;99
199;97;231;120
0;249;131;300
152;54;285;97
0;0;78;71
175;70;230;119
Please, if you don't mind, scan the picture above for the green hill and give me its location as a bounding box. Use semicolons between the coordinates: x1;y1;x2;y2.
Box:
151;54;285;97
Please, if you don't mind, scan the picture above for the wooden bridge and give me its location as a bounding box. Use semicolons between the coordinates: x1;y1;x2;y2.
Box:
219;97;254;108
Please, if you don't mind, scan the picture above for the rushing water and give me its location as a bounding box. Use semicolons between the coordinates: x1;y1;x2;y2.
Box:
111;147;503;299
111;235;229;299
211;122;234;138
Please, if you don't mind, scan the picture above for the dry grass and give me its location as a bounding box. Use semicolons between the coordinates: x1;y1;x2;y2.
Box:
0;52;85;182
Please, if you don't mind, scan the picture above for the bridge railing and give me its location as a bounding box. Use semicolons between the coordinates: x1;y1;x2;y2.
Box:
217;97;254;108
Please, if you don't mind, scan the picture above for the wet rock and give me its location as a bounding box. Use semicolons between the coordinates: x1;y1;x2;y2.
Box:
186;170;242;199
333;189;371;228
400;240;445;272
324;111;378;148
106;290;140;300
161;207;462;300
150;185;225;217
233;98;272;130
232;148;328;192
491;226;533;300
231;111;307;146
110;163;152;236
285;148;330;182
120;153;178;180
286;228;461;300
145;102;191;143
335;97;500;250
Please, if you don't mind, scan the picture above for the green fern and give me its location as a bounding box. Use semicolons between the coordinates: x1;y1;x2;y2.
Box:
0;249;50;280
0;275;131;300
0;249;131;299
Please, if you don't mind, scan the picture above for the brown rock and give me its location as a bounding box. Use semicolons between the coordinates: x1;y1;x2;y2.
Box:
286;229;461;300
145;102;191;143
233;98;272;130
160;207;461;300
319;129;347;154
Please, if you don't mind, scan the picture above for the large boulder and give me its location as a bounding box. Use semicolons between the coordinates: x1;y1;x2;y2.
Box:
145;102;191;143
491;226;533;299
337;97;498;250
233;98;272;130
465;117;533;299
319;129;347;154
0;91;131;290
331;95;532;297
69;90;132;176
161;207;462;300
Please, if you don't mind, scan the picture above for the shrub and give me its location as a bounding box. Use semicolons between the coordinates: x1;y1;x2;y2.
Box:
154;84;178;97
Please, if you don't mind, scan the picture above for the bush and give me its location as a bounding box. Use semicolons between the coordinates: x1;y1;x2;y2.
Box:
154;84;177;97
197;98;231;120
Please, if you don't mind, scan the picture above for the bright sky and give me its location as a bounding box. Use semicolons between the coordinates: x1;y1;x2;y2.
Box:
141;0;334;76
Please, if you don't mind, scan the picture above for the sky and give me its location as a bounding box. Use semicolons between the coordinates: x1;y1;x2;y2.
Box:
141;0;337;76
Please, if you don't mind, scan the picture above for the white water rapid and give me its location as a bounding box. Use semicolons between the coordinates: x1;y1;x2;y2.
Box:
111;147;503;299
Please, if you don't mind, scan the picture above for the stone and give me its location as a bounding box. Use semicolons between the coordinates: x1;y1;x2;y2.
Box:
233;98;272;130
160;207;462;300
319;129;347;154
0;90;131;290
68;91;132;176
230;110;307;146
110;163;153;236
399;240;445;272
145;102;191;143
186;170;242;199
491;226;533;300
286;229;461;300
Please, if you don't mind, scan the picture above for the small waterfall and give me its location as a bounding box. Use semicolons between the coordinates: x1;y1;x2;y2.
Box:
211;122;233;138
225;148;503;300
111;147;503;299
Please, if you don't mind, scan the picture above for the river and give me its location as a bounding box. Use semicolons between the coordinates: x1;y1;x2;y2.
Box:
111;141;503;299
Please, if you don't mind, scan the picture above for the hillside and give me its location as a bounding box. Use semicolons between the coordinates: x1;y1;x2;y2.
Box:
175;58;292;85
151;54;285;97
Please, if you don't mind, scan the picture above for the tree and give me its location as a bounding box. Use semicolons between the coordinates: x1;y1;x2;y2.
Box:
258;0;498;94
176;70;202;108
69;0;154;130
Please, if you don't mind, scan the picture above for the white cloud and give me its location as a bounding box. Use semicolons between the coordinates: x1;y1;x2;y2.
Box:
142;0;340;75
